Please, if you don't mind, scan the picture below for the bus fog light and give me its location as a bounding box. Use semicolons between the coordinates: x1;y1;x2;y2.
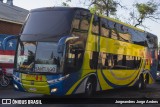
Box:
51;88;57;93
14;84;18;89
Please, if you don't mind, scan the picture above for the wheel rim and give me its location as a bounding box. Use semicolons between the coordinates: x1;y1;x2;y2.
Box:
86;82;93;95
138;82;142;89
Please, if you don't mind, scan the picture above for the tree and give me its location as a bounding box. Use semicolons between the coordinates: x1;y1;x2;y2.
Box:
89;0;125;17
129;0;160;27
60;0;125;17
62;0;71;7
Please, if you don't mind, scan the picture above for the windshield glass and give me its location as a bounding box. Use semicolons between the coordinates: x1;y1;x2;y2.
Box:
17;42;36;71
17;42;63;73
21;9;75;41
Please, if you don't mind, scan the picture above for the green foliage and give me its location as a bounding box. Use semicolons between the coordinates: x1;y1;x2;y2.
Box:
59;0;159;28
89;5;98;14
62;0;71;7
89;0;119;16
62;2;69;7
132;0;160;27
136;1;158;19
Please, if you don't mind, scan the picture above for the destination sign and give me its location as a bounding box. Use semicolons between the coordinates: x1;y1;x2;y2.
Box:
35;64;57;73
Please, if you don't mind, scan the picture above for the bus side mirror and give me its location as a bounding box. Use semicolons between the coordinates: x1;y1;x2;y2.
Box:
57;45;65;53
58;36;80;53
57;36;68;53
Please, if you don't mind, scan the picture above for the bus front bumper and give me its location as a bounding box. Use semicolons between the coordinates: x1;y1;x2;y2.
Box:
13;79;64;95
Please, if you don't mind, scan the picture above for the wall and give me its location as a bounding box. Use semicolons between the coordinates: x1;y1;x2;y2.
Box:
0;20;22;35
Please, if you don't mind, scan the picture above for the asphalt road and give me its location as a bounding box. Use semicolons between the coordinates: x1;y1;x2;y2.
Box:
1;82;160;98
1;82;160;107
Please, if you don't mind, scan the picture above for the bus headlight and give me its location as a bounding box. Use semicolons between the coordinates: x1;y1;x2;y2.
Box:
51;88;58;93
157;72;160;76
47;74;70;84
14;84;18;89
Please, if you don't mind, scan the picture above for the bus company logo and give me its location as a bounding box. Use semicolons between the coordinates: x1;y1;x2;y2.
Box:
2;99;11;104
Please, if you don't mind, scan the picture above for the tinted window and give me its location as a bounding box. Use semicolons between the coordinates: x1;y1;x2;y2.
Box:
90;51;99;69
35;42;62;73
100;52;141;70
17;42;36;71
72;10;91;47
108;22;119;40
101;53;114;69
64;39;84;72
101;18;110;37
130;29;147;46
92;15;100;35
146;34;158;48
17;42;63;73
117;25;132;42
21;9;75;41
72;10;91;31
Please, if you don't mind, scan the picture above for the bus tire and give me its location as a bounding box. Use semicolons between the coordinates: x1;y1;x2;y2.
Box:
85;77;96;97
136;75;146;90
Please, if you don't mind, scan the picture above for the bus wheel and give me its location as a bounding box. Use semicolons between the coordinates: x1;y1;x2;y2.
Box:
136;75;146;90
85;78;96;97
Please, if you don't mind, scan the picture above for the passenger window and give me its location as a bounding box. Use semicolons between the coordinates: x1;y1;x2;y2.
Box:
99;53;142;70
101;53;114;69
72;10;91;31
118;25;132;42
90;51;99;69
101;18;110;37
65;40;84;72
92;15;100;35
72;10;91;49
111;30;118;40
110;23;119;40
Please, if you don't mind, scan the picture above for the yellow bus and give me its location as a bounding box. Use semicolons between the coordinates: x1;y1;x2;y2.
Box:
13;7;158;96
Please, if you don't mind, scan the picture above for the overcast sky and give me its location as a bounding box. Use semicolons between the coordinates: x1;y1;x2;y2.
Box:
4;0;159;41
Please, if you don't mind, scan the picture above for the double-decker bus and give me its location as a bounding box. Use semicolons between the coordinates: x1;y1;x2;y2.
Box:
0;34;17;75
13;7;158;96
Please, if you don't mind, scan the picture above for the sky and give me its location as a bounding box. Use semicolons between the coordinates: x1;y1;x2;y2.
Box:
3;0;160;41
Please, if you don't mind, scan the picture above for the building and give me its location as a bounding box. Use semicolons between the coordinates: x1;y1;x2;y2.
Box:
0;0;29;35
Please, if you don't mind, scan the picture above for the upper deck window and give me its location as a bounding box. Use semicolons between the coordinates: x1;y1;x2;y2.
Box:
92;15;100;35
101;18;110;37
72;10;91;31
21;9;75;41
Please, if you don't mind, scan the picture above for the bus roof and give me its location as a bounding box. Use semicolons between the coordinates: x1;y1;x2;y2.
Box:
30;7;89;13
29;7;157;38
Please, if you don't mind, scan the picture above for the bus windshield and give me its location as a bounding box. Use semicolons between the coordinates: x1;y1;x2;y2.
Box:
21;9;74;41
17;42;63;74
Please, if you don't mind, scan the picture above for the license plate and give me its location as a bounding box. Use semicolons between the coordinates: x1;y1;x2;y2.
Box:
29;88;37;91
